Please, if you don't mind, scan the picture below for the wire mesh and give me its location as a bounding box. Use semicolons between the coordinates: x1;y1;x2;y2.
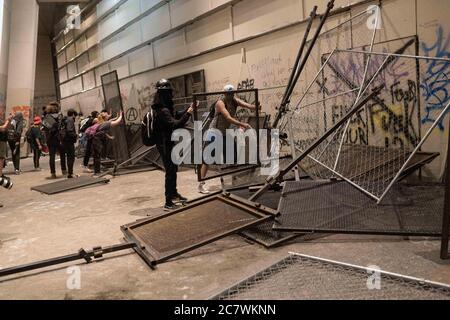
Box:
281;7;377;126
211;254;450;300
275;180;446;236
193;89;261;182
221;156;302;189
229;186;300;247
284;48;450;202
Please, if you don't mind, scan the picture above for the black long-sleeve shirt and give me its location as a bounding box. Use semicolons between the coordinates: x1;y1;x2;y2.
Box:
152;104;191;146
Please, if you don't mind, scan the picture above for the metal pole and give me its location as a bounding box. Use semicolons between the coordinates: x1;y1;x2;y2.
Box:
273;0;335;128
249;85;383;202
275;5;318;125
0;243;136;278
378;100;450;204
335;48;450;63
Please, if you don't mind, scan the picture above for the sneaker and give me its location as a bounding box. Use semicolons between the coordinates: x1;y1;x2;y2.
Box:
164;202;177;211
82;166;93;173
14;169;20;175
67;175;74;179
172;193;188;203
198;182;210;194
50;173;57;179
34;167;42;172
62;170;68;176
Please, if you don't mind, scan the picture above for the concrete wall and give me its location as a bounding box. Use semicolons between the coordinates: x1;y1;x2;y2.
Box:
34;35;57;116
6;0;39;127
55;0;450;180
0;0;11;120
4;0;39;157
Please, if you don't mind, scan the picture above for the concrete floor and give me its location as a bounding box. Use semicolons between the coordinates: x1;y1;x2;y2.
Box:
0;157;449;300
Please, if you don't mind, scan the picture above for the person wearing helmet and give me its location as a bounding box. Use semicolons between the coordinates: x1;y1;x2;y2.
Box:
152;79;194;210
198;84;259;194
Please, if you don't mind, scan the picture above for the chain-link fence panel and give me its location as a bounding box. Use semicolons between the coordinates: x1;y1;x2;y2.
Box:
211;254;450;300
284;49;449;202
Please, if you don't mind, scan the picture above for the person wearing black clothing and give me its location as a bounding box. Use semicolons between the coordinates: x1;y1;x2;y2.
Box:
152;79;194;210
7;112;24;175
43;104;67;179
81;111;99;172
0;114;13;201
29;116;43;170
61;109;78;178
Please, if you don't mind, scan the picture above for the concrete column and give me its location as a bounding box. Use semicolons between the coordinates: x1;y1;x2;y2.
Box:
0;0;11;119
6;0;39;127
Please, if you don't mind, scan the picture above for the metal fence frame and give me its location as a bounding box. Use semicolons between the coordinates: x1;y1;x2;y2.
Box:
273;180;445;237
192;88;261;182
101;70;130;164
121;193;277;266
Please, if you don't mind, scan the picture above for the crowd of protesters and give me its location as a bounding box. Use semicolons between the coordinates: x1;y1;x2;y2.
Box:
0;102;122;208
1;80;250;211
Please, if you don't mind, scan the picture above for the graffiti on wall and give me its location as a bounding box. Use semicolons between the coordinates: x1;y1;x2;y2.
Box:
420;26;450;130
12;105;31;129
368;80;420;148
121;82;155;125
324;38;421;148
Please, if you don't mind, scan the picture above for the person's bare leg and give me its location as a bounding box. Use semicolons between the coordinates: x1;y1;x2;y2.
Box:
200;164;208;179
198;164;210;194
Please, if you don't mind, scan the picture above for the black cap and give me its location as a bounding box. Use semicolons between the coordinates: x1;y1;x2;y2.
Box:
156;79;173;91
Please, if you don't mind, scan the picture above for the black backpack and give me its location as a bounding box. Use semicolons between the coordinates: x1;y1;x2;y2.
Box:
79;117;93;133
7;122;20;142
25;127;34;144
42;114;61;137
141;110;156;146
59;117;77;143
58;117;68;142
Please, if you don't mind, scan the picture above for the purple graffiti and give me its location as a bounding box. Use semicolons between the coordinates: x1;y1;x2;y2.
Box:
420;26;450;130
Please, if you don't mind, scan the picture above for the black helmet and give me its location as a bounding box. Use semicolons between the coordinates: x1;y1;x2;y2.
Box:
155;79;173;91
